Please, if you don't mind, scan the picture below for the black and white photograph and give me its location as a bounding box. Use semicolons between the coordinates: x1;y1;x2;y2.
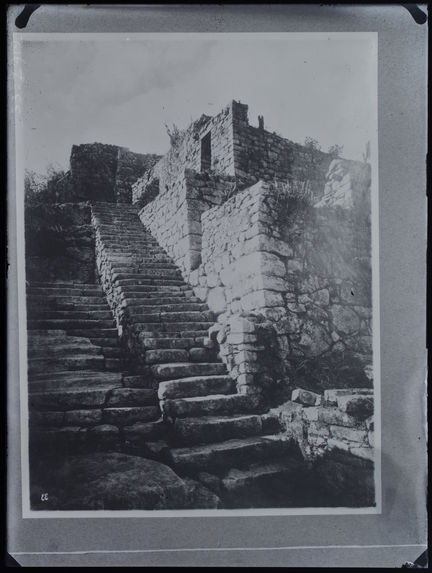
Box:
16;31;380;514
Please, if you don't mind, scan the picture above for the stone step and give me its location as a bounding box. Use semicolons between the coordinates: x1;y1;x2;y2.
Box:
123;291;201;304
127;303;206;314
114;278;185;287
139;330;209;339
163;393;256;419
27;333;93;346
28;310;113;320
101;346;123;358
27;299;111;311
104;255;174;264
28;354;106;374
158;375;235;400
145;348;189;365
97;236;158;245
169;435;292;472
101;406;160;426
133;322;214;333
29;282;102;289
95;224;151;232
66;328;118;338
188;347;218;363
221;459;304;494
27;287;105;297
152;362;226;381
89;337;120;347
122;374;155;389
28;319;115;330
26;329;67;336
30;386;157;412
27;343;102;358
140;336;205;350
29;385;120;411
109;259;178;268
173;414;266;445
122;292;196;301
130;311;214;324
120;284;190;293
28;370;123;392
104;358;124;371
32;405;160;428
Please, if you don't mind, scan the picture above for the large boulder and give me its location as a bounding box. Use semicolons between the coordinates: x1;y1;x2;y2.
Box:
30;452;221;510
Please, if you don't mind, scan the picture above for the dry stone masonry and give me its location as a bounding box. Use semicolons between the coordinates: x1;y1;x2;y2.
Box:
25;99;375;508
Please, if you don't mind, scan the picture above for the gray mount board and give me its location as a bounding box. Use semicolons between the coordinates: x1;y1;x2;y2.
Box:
6;4;427;568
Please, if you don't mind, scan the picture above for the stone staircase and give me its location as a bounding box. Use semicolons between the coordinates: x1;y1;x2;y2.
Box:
90;202;304;502
26;282;161;453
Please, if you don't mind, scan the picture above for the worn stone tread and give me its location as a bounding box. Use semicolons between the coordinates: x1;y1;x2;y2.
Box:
158;375;235;400
169;435;292;471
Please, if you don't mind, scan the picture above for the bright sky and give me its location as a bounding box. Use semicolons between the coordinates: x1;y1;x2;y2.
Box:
20;34;377;174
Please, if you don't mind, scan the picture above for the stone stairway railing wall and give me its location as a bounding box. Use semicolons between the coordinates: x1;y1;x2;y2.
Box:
91;206;151;363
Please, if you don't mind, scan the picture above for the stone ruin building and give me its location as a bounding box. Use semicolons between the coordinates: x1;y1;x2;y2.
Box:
25;100;375;510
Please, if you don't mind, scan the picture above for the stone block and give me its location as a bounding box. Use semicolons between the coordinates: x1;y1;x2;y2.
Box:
327;438;351;453
207;287;226;314
291;388;322;407
229;316;256;334
329;425;368;444
317;406;360;428
331;304;360;334
324;388;373;406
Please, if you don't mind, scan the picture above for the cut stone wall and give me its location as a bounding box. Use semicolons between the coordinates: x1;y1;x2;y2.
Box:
25;203;96;283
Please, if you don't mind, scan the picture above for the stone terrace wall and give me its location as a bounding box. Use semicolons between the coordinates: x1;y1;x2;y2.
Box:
25;203;96;283
186;158;372;400
272;387;374;462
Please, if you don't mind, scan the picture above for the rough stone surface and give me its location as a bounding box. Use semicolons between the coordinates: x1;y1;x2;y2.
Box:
29;452;220;510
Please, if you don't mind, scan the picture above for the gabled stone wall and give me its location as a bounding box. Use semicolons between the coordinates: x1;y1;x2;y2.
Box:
68;143;159;203
132;103;236;207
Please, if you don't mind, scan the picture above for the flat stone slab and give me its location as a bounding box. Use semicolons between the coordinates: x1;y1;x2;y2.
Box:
174;414;263;445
